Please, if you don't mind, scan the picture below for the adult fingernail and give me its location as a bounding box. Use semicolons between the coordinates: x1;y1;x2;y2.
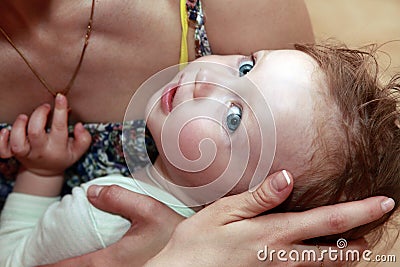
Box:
87;185;104;198
381;198;395;213
271;170;291;192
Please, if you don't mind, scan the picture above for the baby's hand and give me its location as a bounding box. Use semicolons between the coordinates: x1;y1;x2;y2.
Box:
0;94;91;176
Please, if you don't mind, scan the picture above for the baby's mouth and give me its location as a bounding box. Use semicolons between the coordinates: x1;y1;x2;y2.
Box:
161;75;183;114
162;84;178;114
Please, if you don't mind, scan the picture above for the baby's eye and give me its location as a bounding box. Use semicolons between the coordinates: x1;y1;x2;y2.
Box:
226;104;242;132
239;55;255;77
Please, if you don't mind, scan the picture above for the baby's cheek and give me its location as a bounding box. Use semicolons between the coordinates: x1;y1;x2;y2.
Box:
178;119;230;169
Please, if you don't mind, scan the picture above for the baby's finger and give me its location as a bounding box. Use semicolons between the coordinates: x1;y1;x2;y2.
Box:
10;114;30;157
68;122;91;161
0;128;12;158
50;94;69;145
28;103;51;149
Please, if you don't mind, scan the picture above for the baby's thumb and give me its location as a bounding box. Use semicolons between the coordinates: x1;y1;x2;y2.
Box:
208;170;294;224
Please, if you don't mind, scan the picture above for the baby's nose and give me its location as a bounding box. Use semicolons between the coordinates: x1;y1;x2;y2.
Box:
193;69;215;98
193;68;234;99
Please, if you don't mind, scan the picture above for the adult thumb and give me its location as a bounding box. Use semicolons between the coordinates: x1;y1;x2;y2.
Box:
199;170;294;225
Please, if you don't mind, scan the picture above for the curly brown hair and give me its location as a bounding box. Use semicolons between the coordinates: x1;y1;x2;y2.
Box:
274;43;400;247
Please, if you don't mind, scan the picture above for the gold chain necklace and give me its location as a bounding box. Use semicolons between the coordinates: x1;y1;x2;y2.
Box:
0;0;95;97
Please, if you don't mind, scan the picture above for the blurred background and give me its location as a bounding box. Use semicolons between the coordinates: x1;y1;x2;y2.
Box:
306;0;400;80
304;1;399;266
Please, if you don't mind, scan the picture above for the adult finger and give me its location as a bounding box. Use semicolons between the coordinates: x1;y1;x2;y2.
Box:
27;103;51;149
85;184;185;267
293;238;368;267
287;196;395;241
0;128;12;158
50;94;69;145
10;114;30;157
197;170;293;225
87;184;184;225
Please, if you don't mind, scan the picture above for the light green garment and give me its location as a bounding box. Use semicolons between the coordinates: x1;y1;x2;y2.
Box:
0;174;195;267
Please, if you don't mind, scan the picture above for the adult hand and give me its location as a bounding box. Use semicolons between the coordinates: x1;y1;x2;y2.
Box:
40;171;394;267
145;170;394;267
39;185;185;267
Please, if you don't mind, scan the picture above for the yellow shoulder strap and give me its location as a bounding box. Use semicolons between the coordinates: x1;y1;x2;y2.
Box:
179;0;189;69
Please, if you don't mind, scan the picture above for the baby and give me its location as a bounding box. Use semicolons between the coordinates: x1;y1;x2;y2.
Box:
0;43;399;266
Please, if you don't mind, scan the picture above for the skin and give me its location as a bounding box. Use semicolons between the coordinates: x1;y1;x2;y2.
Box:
0;94;91;196
0;0;314;124
146;50;331;199
40;178;394;267
2;50;325;200
0;55;395;266
2;1;390;265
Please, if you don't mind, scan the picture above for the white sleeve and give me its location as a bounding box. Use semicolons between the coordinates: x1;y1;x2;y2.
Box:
0;175;131;267
0;174;194;267
0;193;59;267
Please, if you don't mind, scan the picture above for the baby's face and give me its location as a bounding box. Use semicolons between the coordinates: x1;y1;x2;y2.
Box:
146;50;328;195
